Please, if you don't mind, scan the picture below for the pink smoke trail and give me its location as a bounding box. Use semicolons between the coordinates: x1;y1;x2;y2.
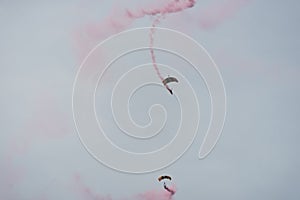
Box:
6;93;70;154
149;15;165;82
141;0;196;91
73;173;112;200
0;157;24;200
125;0;196;17
72;173;176;200
74;1;196;80
0;92;70;199
136;189;175;200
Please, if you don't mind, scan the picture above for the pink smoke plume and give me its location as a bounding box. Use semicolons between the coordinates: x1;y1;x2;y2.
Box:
73;173;175;200
0;157;25;200
73;0;196;61
198;0;251;29
73;6;134;61
0;92;70;198
74;0;196;93
5;93;70;155
73;173;112;200
135;189;175;200
125;0;195;18
149;15;165;82
73;0;252;59
145;0;196;92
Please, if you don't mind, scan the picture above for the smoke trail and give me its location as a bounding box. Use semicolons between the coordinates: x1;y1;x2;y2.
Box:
73;173;175;200
0;157;24;200
73;0;252;61
73;173;112;200
125;0;195;17
73;0;196;73
149;15;165;82
0;92;70;199
140;0;196;90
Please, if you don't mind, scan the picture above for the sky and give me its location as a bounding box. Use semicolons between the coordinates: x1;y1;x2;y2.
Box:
0;0;300;199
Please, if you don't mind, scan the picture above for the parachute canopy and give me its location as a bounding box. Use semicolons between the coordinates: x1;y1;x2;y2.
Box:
162;77;178;85
158;175;172;182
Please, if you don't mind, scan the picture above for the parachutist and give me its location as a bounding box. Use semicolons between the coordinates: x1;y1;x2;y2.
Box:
162;76;178;95
158;176;175;195
164;183;175;195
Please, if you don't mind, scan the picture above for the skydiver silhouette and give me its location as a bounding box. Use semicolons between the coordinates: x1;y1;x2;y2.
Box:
167;88;173;95
163;182;175;195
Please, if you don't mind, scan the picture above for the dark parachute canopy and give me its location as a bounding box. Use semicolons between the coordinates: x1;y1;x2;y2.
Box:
162;77;178;86
158;175;172;182
162;76;178;95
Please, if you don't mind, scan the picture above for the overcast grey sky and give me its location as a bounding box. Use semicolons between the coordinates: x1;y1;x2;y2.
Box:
0;0;299;199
